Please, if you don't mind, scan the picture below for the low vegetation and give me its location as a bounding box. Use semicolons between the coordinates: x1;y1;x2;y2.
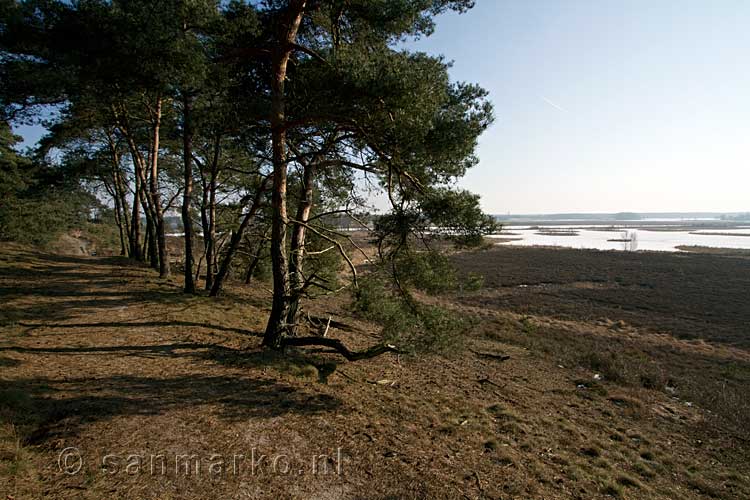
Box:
1;241;749;498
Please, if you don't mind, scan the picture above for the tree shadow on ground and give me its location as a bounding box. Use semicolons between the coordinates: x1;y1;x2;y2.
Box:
0;341;339;380
12;320;260;338
0;356;21;367
0;249;341;446
197;347;341;383
1;370;342;445
0;250;230;326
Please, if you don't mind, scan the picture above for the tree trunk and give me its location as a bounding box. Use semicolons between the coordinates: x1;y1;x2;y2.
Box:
209;179;268;297
115;170;131;256
138;173;158;268
110;106;145;262
286;161;315;333
102;177;127;256
104;136;129;256
149;97;170;278
262;0;307;349
204;159;218;290
112;184;127;256
199;178;211;287
130;169;142;261
181;94;196;293
244;238;266;285
145;215;157;268
115;110;156;266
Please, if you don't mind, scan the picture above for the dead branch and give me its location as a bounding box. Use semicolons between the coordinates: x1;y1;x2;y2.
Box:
282;337;401;361
321;316;331;337
477;377;503;389
305;245;336;255
305;313;355;332
288;218;359;287
471;349;511;362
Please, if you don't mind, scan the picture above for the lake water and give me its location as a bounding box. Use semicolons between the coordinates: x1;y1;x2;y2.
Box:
491;226;750;252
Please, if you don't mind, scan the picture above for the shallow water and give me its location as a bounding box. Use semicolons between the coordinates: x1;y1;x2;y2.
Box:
491;226;750;252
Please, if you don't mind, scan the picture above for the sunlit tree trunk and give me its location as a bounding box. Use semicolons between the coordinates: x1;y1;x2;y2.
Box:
206;149;219;289
114;170;131;256
111;183;127;255
149;97;170;278
263;0;307;349
286;161;315;333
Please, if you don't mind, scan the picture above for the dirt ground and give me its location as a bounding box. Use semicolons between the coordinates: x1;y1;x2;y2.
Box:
1;243;749;499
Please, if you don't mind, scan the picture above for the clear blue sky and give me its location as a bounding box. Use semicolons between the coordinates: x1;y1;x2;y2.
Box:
409;0;750;214
13;1;750;214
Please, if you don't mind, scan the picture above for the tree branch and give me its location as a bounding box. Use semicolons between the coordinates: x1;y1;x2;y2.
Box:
288;218;359;288
288;42;328;64
282;336;401;361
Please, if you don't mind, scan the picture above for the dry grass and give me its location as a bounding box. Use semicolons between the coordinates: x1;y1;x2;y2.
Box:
0;242;749;499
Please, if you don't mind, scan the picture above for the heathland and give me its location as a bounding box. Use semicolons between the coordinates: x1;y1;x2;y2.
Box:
1;240;749;499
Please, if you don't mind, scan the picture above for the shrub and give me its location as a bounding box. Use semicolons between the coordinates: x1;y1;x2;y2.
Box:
352;275;474;354
395;250;458;294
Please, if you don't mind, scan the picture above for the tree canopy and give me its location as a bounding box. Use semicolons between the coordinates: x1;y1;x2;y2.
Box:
0;0;496;358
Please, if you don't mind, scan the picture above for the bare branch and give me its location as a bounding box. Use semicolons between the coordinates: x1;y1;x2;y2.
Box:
288;218;359;288
288;42;328;64
282;336;401;361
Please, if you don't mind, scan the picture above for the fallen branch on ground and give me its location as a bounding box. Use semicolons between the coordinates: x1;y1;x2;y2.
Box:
305;313;356;332
477;377;503;389
470;349;511;361
283;337;401;361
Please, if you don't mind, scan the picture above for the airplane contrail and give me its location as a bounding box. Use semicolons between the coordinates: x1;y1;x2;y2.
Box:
541;96;567;112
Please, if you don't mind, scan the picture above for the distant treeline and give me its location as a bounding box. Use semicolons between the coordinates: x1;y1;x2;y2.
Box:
497;212;749;222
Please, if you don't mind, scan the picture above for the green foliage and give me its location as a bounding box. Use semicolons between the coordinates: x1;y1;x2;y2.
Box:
0;123;98;246
303;231;344;294
352;275;474;354
420;188;498;246
395;250;458;294
375;188;497;254
1;0;494;352
0;123;30;197
0;188;92;246
360;188;493;353
463;272;484;292
84;209;122;253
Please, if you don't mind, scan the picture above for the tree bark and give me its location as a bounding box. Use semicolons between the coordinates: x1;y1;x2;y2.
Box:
286;161;315;333
149;97;170;278
103;134;130;256
114;169;131;257
145;214;157;268
263;0;307;349
112;183;127;255
181;94;196;293
206;141;219;290
209;177;268;297
112;105;152;264
102;176;127;255
130;168;143;261
199;177;211;286
244;237;266;285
